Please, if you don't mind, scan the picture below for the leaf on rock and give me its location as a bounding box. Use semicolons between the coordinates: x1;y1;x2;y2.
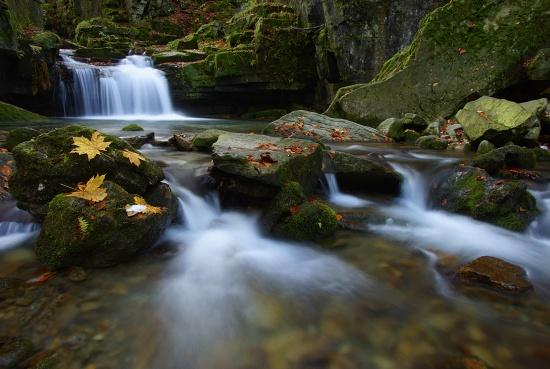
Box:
256;143;280;151
125;196;163;217
330;128;351;142
71;131;112;160
67;174;108;203
122;149;146;167
284;144;304;155
245;153;278;168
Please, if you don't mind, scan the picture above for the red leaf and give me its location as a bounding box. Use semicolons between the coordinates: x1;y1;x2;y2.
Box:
290;205;300;215
26;271;56;285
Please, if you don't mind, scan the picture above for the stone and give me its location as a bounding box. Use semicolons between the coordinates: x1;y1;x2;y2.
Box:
433;166;538;231
527;48;550;81
402;129;421;143
457;96;540;144
265;110;388;143
445;124;463;138
416;135;448;150
0;101;46;122
74;47;126;60
152;50;206;64
402;113;428;128
36;181;176;269
376;118;404;141
262;181;307;230
121;124;143;132
325;0;549;126
273;200;338;242
169;133;194;151
122;132;154;149
0;336;35;369
455;256;533;295
5;128;41;151
191;129;227;152
476;140;495;155
167;34;199;51
473;145;537;175
10;125;164;218
520;98;548;119
329;152;401;195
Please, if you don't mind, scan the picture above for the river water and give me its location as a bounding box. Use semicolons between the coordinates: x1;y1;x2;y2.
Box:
1;119;549;369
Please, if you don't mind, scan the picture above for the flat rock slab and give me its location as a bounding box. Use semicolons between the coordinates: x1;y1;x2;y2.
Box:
264;110;389;143
455;256;533;295
212;132;323;192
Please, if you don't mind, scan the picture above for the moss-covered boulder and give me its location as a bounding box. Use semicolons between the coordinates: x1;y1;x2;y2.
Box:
5;127;41;151
273;200;338;242
329;152;402;195
433;166;538;231
36;181;175;269
31;31;60;50
416;135;448;150
262;181;307;229
121;124;144;132
265;110;388;143
376;118;404;141
520;98;548;119
528;48;550;81
152;50;206;64
473;145;537;175
191;129;227;152
0;101;46;122
167;34;199;51
10;125;164;218
457;97;540;144
325;0;550;126
476;140;495;155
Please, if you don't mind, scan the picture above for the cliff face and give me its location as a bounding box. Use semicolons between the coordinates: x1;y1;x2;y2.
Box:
285;0;448;106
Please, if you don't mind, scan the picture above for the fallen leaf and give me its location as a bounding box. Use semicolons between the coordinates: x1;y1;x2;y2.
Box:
476;110;490;121
67;174;108;203
256;143;280;151
71;131;111;160
122;149;146;167
475;175;486;181
330;128;351;142
519;207;527;213
125;196;163;217
290;205;300;215
284;144;304;155
336;214;343;221
458;47;467;55
26;271;56;284
246;153;278;168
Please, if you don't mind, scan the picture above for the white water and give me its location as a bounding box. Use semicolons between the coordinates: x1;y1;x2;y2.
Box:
60;51;184;120
157;182;369;367
370;157;550;283
323;173;371;208
0;222;40;251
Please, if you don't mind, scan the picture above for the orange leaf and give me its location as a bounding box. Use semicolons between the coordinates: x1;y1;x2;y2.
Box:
335;214;343;221
290;205;300;215
26;271;56;284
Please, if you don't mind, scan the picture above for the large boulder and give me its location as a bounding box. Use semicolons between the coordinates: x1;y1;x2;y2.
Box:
325;0;550;126
329;152;401;195
433;166;538;231
265;110;388;143
10;125;164;218
455;256;533;295
457;97;540;144
211;132;323;205
473;145;537;175
5;127;41;151
36;181;176;269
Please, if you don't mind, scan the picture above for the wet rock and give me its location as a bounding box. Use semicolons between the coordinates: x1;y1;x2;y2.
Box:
445;124;463;139
191;129;227;152
0;336;35;369
473;145;537;174
273;200;338;242
376;118;403;141
10;125;164;219
36;181;175;269
476;140;495;155
433;166;538;231
457;97;540;144
455;256;533;295
265;110;388;143
325;0;549;126
153;51;206;64
122;132;155;149
169;133;194;151
329;152;401;195
415;135;448;150
5;128;41;151
402;129;421;143
262;181;306;229
527;48;550;81
121;124;143;132
212;132;323;204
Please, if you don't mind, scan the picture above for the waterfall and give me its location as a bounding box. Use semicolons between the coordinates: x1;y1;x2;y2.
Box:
323;173;371;208
0;222;40;251
59;50;182;119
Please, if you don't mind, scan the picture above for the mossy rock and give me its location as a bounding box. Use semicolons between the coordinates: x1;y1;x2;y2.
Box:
211;49;256;79
477;140;495;155
528;48;550;81
226;30;254;47
31;31;60;50
273;200;338;241
402;129;421;143
226;3;294;34
196;20;225;40
191;129;227;152
0;101;46;122
121;124;144;132
36;181;175;269
167;34;199;51
262;181;307;229
377;118;404;140
473;145;537;174
433;166;538;231
326;0;550;126
520;98;548;119
416;135;448;150
6;127;41;151
10;125;164;218
176;60;216;89
152;50;206;64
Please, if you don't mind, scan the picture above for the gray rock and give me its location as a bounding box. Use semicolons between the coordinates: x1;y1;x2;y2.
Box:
376;118;403;140
416;135;448;150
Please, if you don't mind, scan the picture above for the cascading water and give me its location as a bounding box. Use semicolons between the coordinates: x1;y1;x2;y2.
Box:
0;222;40;251
59;50;182;119
323;173;371;208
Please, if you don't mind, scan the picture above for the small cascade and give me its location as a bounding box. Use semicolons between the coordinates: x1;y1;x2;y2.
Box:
323;173;371;208
59;50;181;119
0;222;40;251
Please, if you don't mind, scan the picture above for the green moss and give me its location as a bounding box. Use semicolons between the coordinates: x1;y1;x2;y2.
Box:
416;135;448;150
178;60;216;88
6;127;40;150
273;200;338;241
121;124;144;132
473;145;537;174
0;101;46;122
212;49;256;78
263;181;307;227
31;31;60;49
191;129;227;151
167;34;199;50
153;50;206;64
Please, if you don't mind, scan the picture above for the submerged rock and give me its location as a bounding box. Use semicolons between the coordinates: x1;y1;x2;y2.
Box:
433;166;538;231
10;125;164;218
455;256;533;295
37;181;176;269
473;145;537;175
329;152;401;195
457;97;540;144
325;0;550;126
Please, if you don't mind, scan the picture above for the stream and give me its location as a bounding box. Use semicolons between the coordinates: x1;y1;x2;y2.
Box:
1;119;550;369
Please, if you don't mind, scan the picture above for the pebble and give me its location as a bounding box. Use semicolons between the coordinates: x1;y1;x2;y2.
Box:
67;267;88;282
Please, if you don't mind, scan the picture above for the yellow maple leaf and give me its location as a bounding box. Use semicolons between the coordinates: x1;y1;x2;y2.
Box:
71;131;112;160
122;149;146;167
125;196;163;217
67;174;108;203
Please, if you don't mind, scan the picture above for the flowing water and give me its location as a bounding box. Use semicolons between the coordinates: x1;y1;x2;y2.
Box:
1;121;550;369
